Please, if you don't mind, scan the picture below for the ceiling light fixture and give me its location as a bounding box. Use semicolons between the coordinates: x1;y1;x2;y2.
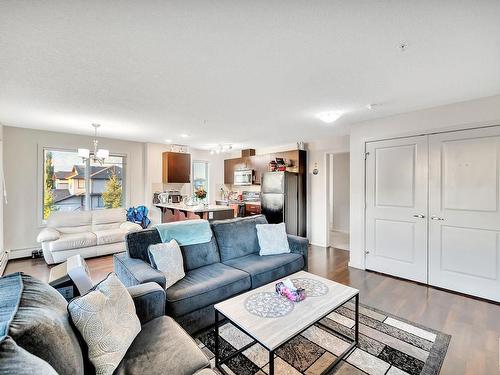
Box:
317;111;343;124
78;123;109;164
165;139;173;143
367;103;381;110
180;133;189;138
209;144;233;155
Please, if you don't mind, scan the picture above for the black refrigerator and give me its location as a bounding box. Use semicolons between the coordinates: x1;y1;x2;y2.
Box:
261;171;307;237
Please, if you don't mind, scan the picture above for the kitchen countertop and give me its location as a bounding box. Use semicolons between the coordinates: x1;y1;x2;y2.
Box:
216;200;261;206
155;203;234;213
215;200;242;205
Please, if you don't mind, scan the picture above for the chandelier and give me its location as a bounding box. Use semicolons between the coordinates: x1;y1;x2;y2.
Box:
209;144;233;155
78;123;109;164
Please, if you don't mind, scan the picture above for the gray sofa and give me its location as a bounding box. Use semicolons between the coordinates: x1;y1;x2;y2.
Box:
0;272;216;375
114;215;309;333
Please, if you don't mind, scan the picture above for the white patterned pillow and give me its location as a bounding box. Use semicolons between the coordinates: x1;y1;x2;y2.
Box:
148;239;185;289
68;273;141;375
256;223;290;256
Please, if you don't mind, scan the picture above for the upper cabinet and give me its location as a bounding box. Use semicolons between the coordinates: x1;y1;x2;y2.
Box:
223;159;236;185
162;152;191;183
247;154;270;185
223;150;306;185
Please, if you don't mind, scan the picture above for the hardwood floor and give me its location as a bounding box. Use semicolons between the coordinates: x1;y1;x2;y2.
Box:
4;254;114;284
5;246;500;374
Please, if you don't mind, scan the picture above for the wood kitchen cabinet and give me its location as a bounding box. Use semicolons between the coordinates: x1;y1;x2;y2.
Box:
245;203;261;216
224;157;251;184
224;159;236;185
249;154;270;185
224;150;305;185
162;152;191;183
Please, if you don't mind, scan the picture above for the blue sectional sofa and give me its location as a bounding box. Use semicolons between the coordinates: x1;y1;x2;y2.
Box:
114;215;309;333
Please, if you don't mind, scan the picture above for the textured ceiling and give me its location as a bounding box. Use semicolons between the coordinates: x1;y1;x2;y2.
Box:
1;1;499;149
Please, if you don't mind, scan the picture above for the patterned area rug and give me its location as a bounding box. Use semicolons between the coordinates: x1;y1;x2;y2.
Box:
195;301;450;375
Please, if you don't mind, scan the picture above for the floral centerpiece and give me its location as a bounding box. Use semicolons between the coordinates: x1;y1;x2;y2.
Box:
194;187;207;205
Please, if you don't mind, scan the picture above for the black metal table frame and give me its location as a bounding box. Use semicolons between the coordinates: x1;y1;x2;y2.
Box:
214;293;359;375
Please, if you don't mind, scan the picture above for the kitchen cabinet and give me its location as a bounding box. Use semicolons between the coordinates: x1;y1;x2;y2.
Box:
224;159;236;184
235;157;250;170
224;157;251;185
245;203;261;216
224;150;305;185
249;154;270;185
162;152;191;183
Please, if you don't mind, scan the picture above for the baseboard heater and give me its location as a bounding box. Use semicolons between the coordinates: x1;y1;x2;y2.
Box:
0;250;9;276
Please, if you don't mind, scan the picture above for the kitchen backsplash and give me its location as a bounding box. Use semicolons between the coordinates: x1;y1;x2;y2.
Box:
220;184;261;199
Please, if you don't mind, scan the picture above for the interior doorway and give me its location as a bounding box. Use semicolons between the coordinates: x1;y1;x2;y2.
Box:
327;152;350;251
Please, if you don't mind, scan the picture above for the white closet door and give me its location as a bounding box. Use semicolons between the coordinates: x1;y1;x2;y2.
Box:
365;136;428;283
429;127;500;301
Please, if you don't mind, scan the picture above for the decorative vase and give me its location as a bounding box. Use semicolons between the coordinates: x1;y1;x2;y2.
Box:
197;197;207;207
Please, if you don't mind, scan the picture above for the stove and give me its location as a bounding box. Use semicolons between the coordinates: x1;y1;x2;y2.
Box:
242;191;260;202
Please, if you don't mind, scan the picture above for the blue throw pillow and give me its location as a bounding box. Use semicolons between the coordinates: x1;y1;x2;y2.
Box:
256;223;290;256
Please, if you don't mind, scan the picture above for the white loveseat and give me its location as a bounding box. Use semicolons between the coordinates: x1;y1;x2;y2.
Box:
37;208;142;264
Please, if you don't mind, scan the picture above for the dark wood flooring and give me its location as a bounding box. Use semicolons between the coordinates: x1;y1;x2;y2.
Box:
5;246;500;375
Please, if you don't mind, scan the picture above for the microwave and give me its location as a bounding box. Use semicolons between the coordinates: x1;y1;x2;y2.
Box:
234;169;253;186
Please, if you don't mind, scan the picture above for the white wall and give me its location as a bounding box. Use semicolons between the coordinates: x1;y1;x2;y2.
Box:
3;126;146;257
306;136;350;246
3;128;227;257
349;94;500;269
0;125;348;256
330;152;350;233
0;124;4;255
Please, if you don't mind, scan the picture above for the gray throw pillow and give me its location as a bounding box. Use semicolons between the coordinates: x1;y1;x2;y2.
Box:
6;273;84;375
148;239;186;289
256;223;290;256
68;273;141;375
0;337;58;375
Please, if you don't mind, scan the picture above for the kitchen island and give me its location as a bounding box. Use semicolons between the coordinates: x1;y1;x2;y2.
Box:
155;203;235;222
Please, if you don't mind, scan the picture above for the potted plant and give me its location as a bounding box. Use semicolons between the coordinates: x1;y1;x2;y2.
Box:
195;187;208;207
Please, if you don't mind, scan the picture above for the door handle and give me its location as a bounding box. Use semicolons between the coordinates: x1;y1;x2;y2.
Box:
430;216;444;221
413;214;425;218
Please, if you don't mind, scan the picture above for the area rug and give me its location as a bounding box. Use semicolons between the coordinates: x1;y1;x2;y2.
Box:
195;302;451;375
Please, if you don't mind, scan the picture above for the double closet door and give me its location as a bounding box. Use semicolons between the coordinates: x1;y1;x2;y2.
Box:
365;127;500;302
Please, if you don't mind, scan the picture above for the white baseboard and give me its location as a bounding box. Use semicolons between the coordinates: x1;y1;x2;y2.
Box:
330;228;350;235
335;245;350;252
9;247;39;260
309;242;328;248
348;261;365;270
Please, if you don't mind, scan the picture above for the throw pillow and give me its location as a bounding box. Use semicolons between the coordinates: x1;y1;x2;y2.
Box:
5;273;84;375
148;239;185;289
68;273;141;375
0;337;58;375
256;222;290;256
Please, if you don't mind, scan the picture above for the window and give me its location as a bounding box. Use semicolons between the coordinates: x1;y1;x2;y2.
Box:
192;160;209;200
42;148;126;220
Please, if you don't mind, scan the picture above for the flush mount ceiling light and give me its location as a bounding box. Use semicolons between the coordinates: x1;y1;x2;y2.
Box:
367;103;382;110
180;133;190;138
165;139;173;143
209;144;233;155
78;123;109;164
317;111;343;124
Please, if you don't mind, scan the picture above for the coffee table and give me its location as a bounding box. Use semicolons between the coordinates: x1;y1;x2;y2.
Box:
214;270;359;375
